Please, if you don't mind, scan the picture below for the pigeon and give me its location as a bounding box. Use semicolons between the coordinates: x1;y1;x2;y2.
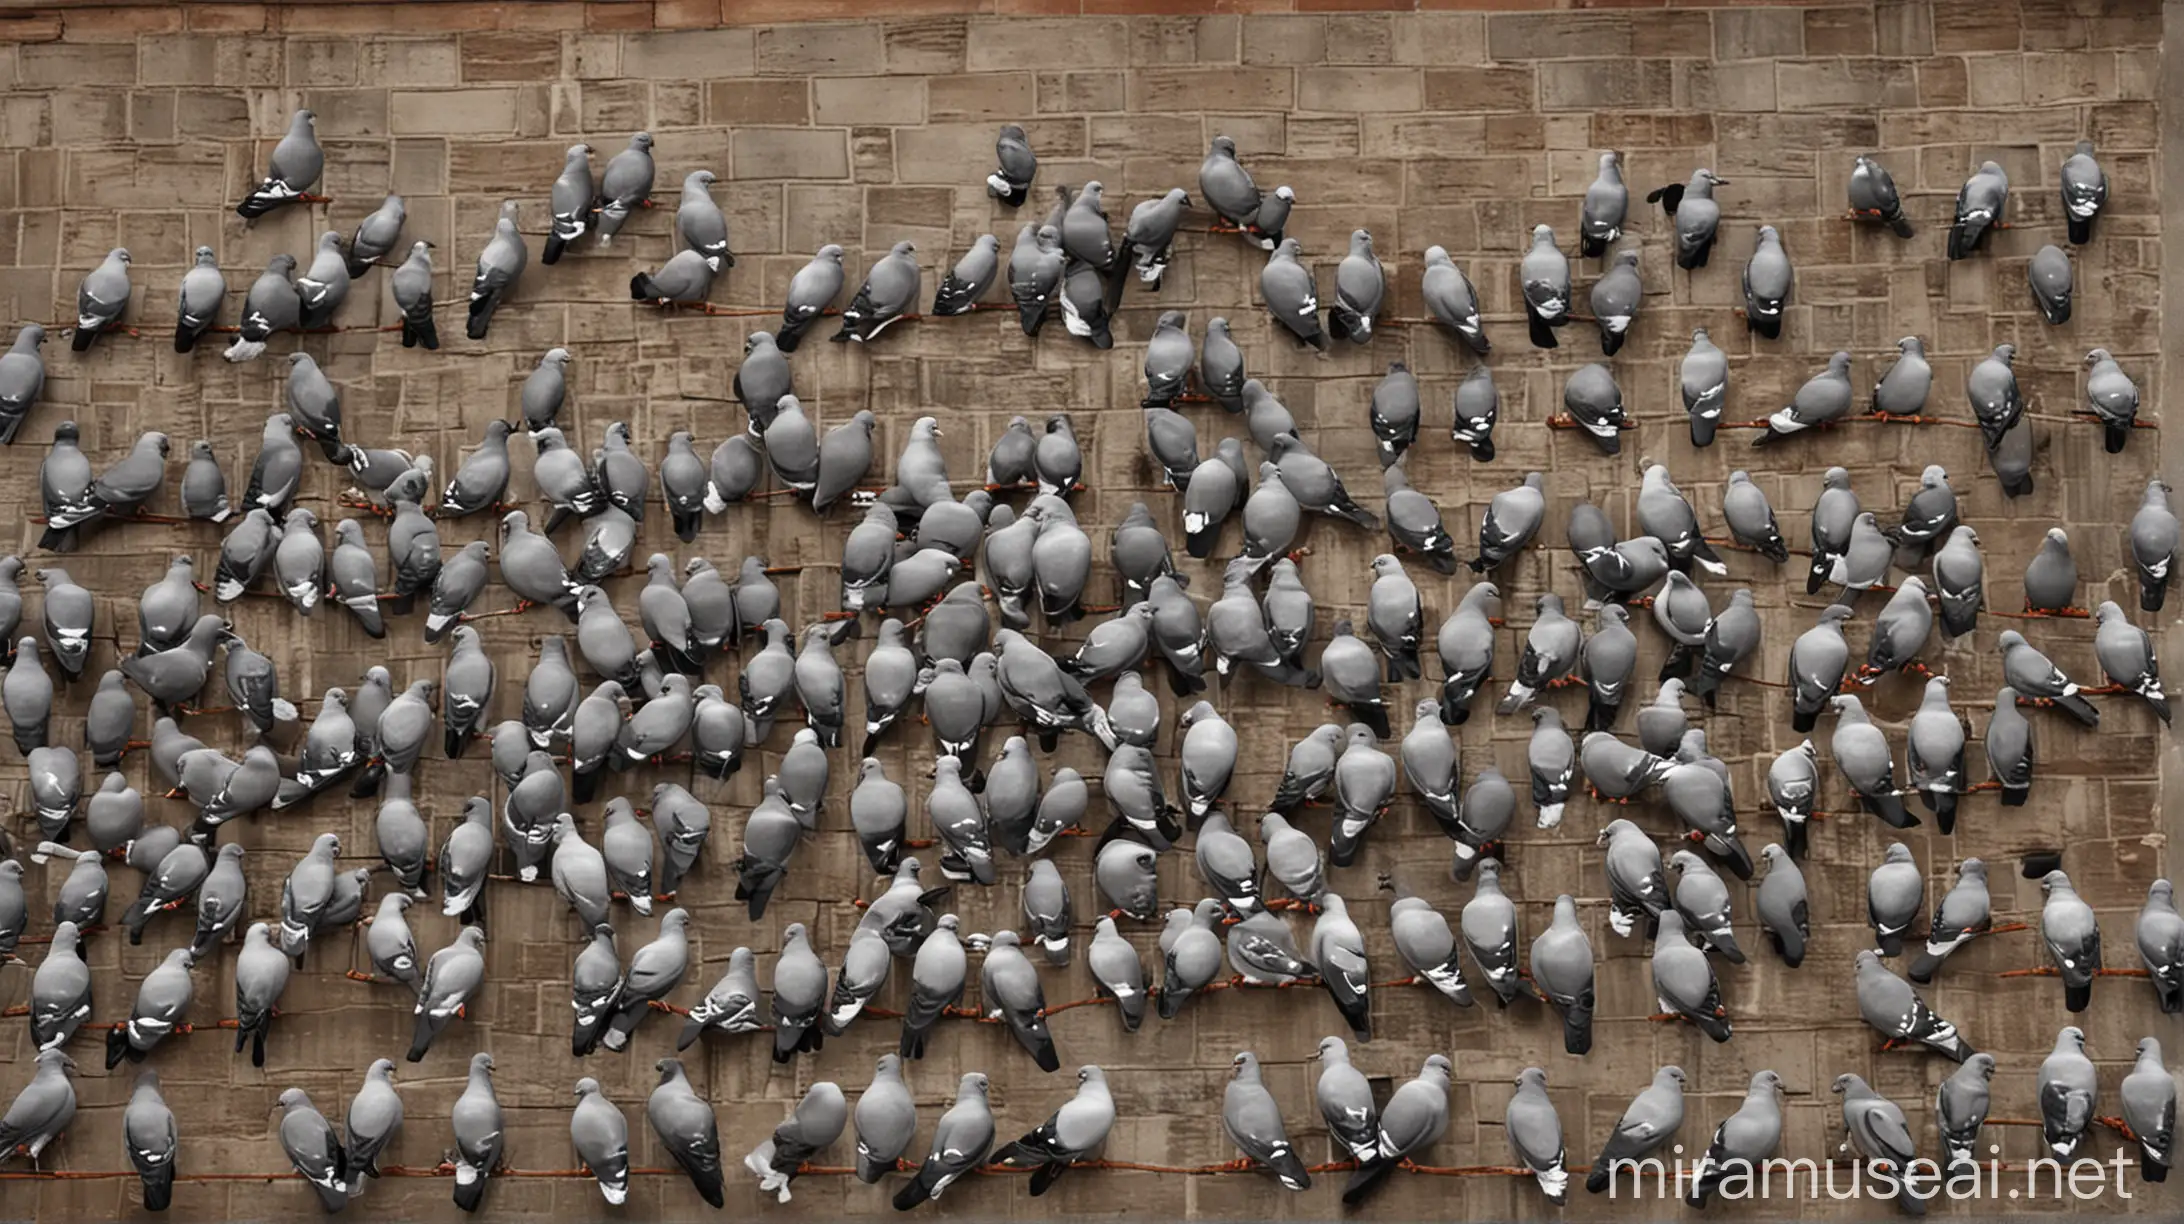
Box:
2038;1026;2099;1159
892;1072;994;1211
1849;154;1915;237
1462;859;1529;1007
0;326;44;443
465;200;526;341
1562;362;1627;454
2123;1038;2175;1182
236;109;322;218
448;1053;502;1212
1968;343;2022;452
1222;1052;1311;1191
1902;675;1966;832
1321;228;1388;344
1867;842;1924;958
1678;328;1729;446
1599;817;1668;940
1747;842;1810;969
1639;465;1727;576
1379;465;1455;575
677;946;762;1051
1647;168;1728;267
1857;949;1973;1060
591;130;655;248
1760;351;1853;445
1932;1053;1998;1179
173;246;227;354
1519;224;1569;348
1527;894;1594;1054
649;1059;725;1209
1784;604;1853;733
980;123;1038;207
408;925;486;1062
293;231;350;330
123;1070;177;1212
539;144;595;264
1421;244;1489;354
571;1077;631;1206
104;945;194;1069
2096;601;2171;725
382;240;439;350
2085;347;2141;453
1586;1066;1685;1195
1344;1054;1451;1205
834;241;921;344
275;1087;347;1213
1389;893;1472;1009
1834;1074;1924;1215
1740;225;1792;339
342;1059;404;1196
1309;894;1373;1040
932;235;998;316
1909;858;1990;984
1687;1070;1785;1207
989;1066;1117;1198
2028;244;2073;323
2020;526;2081;615
987;931;1061;1066
1527;707;1575;829
221;254;300;363
1497;592;1579;714
2000;629;2100;727
1651;911;1731;1042
1578;149;1630;255
2061;139;2107;243
629;248;713;306
1949;160;2010;260
1259;238;1327;351
742;1077;845;1206
2039;869;2101;1013
1671;850;1745;962
1831;693;1917;827
1199;136;1268;230
1311;1035;1381;1169
1590;248;1642;355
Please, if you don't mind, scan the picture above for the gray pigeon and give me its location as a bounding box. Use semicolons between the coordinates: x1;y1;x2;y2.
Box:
0;327;44;443
1905;674;1966;833
123;1070;177;1211
1390;893;1471;1009
1260;238;1327;351
1909;858;1989;984
1222;1051;1311;1190
1761;351;1852;445
2040;869;2101;1013
1562;362;1627;454
834;241;921;344
892;1072;994;1211
221;253;300;363
1367;366;1419;466
2085;347;2141;453
1329;228;1385;343
2021;527;2079;615
1651;911;1731;1042
1529;894;1593;1053
2096;600;2171;725
1680;328;1728;446
1381;464;1455;575
2000;629;2099;727
408;925;486;1062
678;946;761;1050
1590;247;1642;355
1867;842;1924;957
1498;592;1579;715
1671;850;1745;962
571;1077;630;1205
2039;1026;2099;1159
292;231;349;331
1688;1070;1784;1206
1646;167;1727;268
1831;693;1916;827
1857;949;1973;1060
1581;150;1628;254
233;922;289;1066
1586;1066;1685;1195
275;1087;347;1212
1312;1036;1380;1168
2122;1038;2174;1182
1967;343;2021;452
465;200;526;341
1022;858;1072;965
1519;224;1569;348
1462;859;1529;1007
342;1059;403;1195
2028;243;2073;324
1740;224;1791;339
67;243;133;349
742;1077;845;1206
450;1053;502;1212
1849;154;1915;237
172;246;228;354
1834;1073;1924;1215
236;108;321;218
648;1058;725;1209
104;946;193;1069
1949;160;2010;259
1344;1055;1451;1205
1934;1052;1996;1178
2061;139;2107;243
1755;843;1808;968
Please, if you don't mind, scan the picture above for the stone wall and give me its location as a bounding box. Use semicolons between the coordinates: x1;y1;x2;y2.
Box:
0;0;2171;1219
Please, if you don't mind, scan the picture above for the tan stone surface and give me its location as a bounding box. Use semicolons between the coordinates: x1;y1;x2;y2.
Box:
0;1;2171;1220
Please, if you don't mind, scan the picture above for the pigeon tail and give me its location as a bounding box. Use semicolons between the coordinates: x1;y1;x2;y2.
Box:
2068;215;2093;245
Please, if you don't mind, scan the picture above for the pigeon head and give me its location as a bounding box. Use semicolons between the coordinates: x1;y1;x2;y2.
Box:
2084;346;2112;366
1514;1066;1545;1088
653;1057;684;1082
629;131;654;150
573;1077;600;1098
1210;135;1237;156
2039;869;2073;893
1829;1073;1861;1097
1967;1052;1998;1079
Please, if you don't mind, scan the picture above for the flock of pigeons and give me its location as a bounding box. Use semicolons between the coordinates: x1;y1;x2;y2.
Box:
0;97;2172;1217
